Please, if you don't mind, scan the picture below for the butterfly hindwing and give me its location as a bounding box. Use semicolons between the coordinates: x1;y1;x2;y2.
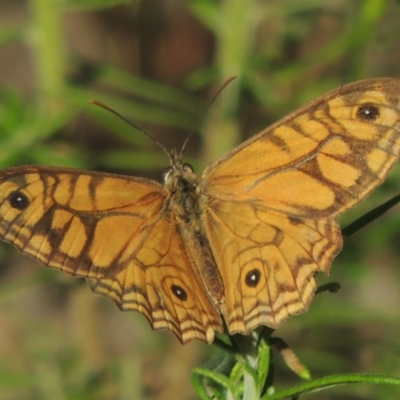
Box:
202;198;342;333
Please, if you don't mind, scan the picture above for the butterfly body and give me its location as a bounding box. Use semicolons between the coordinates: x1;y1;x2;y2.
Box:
163;152;225;329
1;78;400;343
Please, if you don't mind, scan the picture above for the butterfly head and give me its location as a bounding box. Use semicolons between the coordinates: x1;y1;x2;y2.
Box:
162;149;198;194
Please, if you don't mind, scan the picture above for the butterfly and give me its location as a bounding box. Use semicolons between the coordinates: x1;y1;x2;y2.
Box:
0;78;399;344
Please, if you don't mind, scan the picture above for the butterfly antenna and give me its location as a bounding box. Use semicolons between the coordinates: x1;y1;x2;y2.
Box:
89;100;170;158
179;76;237;159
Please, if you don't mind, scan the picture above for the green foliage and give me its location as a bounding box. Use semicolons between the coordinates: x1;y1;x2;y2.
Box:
192;331;400;399
63;0;135;11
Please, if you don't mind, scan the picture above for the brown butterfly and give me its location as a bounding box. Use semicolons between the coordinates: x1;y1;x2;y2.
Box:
0;78;399;344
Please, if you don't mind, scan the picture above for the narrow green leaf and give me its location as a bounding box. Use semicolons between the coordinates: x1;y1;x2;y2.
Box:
229;361;244;383
229;362;244;398
61;0;135;11
192;367;233;391
191;372;215;400
257;340;271;393
186;0;222;32
100;67;205;115
264;373;400;399
67;86;199;131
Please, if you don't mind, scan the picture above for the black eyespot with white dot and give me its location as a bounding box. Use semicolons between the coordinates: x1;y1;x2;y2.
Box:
245;269;261;288
8;191;30;210
356;104;380;121
171;284;188;301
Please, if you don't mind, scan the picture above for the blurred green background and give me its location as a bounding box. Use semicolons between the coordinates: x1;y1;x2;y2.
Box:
1;0;400;399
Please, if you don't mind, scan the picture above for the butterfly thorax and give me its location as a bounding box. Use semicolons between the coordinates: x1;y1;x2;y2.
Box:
163;164;201;221
163;154;225;307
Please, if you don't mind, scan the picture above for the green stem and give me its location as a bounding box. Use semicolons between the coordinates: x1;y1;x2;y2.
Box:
233;334;261;400
201;0;257;165
29;0;66;110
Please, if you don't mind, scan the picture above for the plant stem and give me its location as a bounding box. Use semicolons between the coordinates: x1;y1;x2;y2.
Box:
29;0;66;111
234;334;260;400
201;0;257;165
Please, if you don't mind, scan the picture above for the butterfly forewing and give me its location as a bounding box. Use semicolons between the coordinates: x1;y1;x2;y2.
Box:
0;167;165;274
203;78;400;217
